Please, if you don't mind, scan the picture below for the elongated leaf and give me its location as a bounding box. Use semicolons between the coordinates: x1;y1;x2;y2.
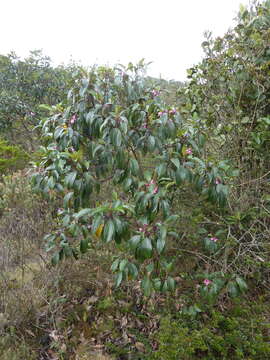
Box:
129;158;139;176
119;259;128;271
103;219;115;243
171;158;180;169
64;192;74;208
51;252;60;266
235;277;248;292
129;235;141;250
141;276;152;296
74;208;91;219
115;271;123;287
65;172;77;188
80;238;89;253
156;238;165;254
111;259;120;272
138;237;152;259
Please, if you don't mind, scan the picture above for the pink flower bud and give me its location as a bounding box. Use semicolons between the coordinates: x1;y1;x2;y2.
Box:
210;237;218;242
215;178;221;185
153;186;158;194
203;279;211;286
70;114;77;125
139;224;148;232
185;148;193;155
146;179;155;187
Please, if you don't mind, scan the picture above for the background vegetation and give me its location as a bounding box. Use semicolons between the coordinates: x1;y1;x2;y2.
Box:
0;1;269;359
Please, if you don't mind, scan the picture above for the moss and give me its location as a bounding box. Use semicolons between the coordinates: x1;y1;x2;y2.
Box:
151;302;270;360
97;296;116;311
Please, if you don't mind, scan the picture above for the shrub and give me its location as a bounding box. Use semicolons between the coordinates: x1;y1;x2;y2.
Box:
32;61;235;297
0;138;28;174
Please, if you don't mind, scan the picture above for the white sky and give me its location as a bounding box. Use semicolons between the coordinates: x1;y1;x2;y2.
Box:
1;0;251;81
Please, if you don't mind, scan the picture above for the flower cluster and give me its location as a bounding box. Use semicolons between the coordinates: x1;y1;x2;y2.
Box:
203;279;211;286
151;89;160;97
138;224;148;233
169;108;176;115
70;114;77;125
158;111;166;117
146;179;158;194
185;148;193;155
57;208;64;216
158;108;177;117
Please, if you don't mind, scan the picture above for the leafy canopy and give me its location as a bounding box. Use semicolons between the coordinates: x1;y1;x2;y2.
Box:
33;60;233;295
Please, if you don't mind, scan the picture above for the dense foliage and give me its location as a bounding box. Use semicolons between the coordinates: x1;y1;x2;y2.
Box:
33;61;239;297
0;50;73;149
178;0;270;286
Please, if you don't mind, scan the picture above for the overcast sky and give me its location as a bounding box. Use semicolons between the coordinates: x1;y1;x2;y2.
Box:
1;0;251;81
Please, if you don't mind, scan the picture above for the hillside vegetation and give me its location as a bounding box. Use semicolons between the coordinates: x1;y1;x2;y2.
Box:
0;2;269;359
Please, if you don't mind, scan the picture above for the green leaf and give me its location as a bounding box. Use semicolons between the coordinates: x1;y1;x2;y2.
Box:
171;158;180;169
160;225;167;240
119;259;128;271
175;166;188;184
235;277;248;292
64;192;74;208
127;263;138;279
112;128;122;147
91;215;104;234
228;281;239;297
148;136;155;151
156;238;165;254
51;252;60;266
103;219;115;243
167;276;175;291
80;238;89;253
137;237;152;259
141;276;152;296
54;127;64;140
129;235;141;251
146;262;154;273
111;259;120;272
48;176;55;189
65;172;77;188
162;280;168;292
74;208;91;219
153;278;162;291
129;158;139;176
156;163;166;177
115;271;123;287
164;214;179;224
